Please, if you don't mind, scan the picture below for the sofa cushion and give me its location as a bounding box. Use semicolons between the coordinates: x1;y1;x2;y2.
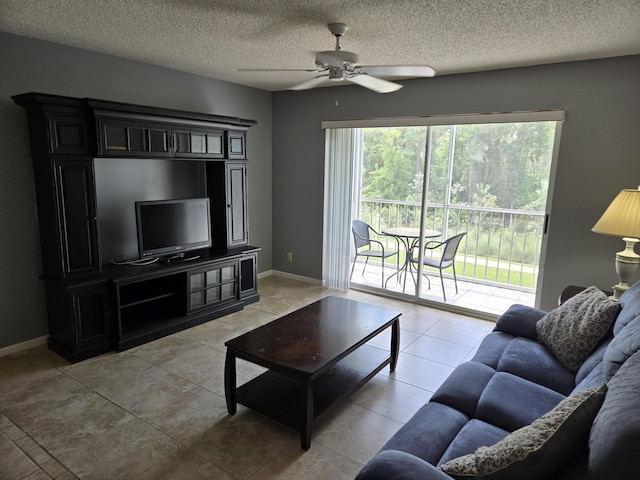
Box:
573;362;606;393
380;401;470;465
574;338;610;386
612;280;640;335
355;450;454;480
476;372;565;432
470;332;514;370
430;362;496;418
602;313;640;379
496;337;574;395
440;384;606;479
590;350;640;479
494;303;546;339
437;420;509;466
536;286;619;373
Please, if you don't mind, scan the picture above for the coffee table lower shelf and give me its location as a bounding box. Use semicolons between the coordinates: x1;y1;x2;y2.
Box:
232;345;391;449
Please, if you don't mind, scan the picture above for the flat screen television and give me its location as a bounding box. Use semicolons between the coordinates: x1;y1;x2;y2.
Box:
135;198;212;259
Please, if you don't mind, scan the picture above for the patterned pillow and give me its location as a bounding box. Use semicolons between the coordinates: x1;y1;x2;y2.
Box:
536;286;619;373
440;384;607;479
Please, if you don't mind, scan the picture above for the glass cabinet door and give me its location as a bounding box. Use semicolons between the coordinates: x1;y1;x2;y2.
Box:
188;262;237;312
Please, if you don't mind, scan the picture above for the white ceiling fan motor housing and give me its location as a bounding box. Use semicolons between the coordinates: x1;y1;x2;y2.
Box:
315;50;359;69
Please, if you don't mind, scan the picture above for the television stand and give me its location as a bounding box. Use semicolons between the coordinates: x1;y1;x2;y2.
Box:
109;247;259;352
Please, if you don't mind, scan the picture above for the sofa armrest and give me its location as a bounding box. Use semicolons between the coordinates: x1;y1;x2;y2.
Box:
356;451;452;480
494;303;547;340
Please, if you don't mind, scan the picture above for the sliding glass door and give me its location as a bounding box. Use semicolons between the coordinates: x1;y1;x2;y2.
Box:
334;112;562;309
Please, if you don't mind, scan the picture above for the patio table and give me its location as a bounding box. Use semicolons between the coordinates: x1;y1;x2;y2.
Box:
382;227;441;292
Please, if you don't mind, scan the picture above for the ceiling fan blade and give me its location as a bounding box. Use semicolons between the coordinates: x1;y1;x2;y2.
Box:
358;65;436;77
239;68;320;72
288;75;330;91
347;74;403;93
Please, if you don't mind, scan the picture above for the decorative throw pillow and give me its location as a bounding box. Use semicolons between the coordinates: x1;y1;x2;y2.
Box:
536;286;619;373
440;384;607;480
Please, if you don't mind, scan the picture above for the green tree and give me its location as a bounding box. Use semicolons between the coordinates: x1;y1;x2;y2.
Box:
363;127;426;201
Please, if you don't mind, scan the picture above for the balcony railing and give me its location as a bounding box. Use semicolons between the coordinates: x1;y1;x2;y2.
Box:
356;199;545;292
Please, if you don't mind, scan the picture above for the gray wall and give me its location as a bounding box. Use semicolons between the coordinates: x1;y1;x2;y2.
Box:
272;55;640;311
0;32;272;349
3;28;640;349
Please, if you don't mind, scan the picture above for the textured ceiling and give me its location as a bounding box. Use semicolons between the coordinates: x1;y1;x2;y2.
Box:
2;0;640;92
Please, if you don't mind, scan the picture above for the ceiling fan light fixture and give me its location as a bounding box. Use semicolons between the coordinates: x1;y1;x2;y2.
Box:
328;68;346;81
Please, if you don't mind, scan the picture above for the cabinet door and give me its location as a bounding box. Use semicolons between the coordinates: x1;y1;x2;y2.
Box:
71;283;114;350
227;131;246;159
53;160;101;278
48;113;91;156
239;253;258;301
188;261;238;313
226;163;249;247
174;127;224;159
44;279;114;362
97;118;171;157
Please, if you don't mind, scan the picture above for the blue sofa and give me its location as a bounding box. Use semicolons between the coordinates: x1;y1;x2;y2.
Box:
356;283;640;479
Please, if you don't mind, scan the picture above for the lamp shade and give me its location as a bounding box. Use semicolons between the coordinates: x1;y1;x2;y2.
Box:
592;188;640;238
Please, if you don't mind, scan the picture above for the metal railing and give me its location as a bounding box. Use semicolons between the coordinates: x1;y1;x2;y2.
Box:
357;199;545;292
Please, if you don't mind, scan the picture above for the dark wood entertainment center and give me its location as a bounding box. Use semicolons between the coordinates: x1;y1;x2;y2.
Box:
13;92;260;362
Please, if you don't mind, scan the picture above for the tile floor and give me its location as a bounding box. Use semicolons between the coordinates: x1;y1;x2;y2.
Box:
1;275;497;480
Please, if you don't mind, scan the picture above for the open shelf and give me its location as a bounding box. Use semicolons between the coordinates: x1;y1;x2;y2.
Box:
234;344;391;430
118;273;185;307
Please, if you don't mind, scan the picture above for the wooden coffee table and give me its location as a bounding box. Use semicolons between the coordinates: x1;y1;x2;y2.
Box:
224;296;401;449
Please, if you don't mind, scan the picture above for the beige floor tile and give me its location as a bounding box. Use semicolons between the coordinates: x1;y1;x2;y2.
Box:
313;402;403;464
61;352;156;392
403;335;474;366
135;447;236;479
0;275;496;479
250;441;363;480
425;319;490;347
189;408;298;479
0;432;41;480
125;333;198;364
383;352;455;392
56;418;179;480
395;309;442;334
247;296;301;317
111;377;229;444
179;314;265;352
25;391;134;460
350;373;432;423
366;326;421;352
2;374;112;439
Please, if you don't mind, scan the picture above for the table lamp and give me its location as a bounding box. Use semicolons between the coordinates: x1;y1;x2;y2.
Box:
592;187;640;300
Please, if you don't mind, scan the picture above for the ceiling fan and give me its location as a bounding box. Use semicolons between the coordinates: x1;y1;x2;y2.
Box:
240;23;436;94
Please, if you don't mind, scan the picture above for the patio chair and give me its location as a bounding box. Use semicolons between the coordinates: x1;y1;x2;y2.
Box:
410;232;467;301
350;219;398;288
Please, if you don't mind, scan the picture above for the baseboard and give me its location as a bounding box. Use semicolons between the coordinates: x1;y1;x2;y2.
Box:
257;269;273;279
0;335;48;358
267;270;323;286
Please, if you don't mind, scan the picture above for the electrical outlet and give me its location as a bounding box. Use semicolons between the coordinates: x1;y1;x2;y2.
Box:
287;252;293;262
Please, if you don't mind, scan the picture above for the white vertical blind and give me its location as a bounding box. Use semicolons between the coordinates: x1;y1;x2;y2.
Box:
322;128;362;289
